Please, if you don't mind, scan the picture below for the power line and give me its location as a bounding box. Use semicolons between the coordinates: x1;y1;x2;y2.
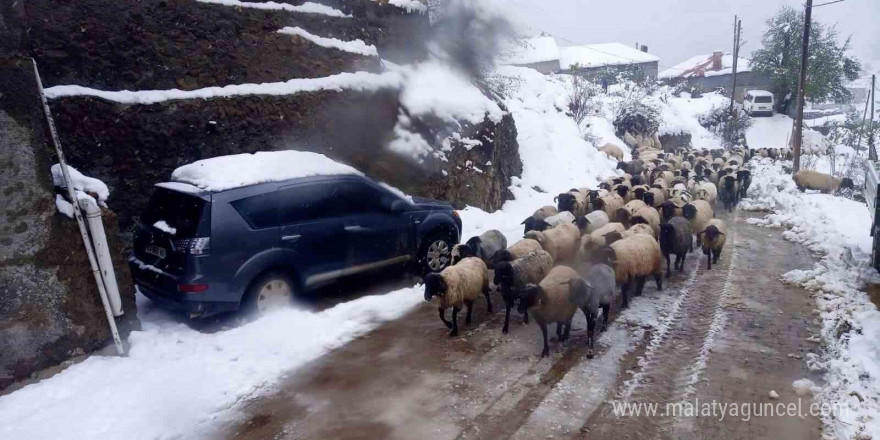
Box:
812;0;846;8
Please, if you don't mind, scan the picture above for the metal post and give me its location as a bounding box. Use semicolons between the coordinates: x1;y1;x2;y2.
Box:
729;16;738;113
792;0;813;173
870;75;877;161
32;59;124;355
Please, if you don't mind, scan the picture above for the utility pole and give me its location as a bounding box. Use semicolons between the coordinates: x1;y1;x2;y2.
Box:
792;0;813;173
870;75;877;161
729;18;742;113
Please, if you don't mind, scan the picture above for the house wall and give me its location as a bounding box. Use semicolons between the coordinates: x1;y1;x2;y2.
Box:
679;71;774;102
513;59;561;75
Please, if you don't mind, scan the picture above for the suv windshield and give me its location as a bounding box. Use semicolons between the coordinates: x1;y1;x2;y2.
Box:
141;187;209;237
754;96;773;103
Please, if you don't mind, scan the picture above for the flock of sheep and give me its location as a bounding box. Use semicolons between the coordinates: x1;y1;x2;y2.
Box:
423;141;774;358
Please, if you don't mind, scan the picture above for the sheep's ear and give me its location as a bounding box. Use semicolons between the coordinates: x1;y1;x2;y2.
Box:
521;218;529;225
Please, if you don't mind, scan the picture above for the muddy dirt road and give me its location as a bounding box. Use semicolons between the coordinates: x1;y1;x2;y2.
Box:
219;211;824;440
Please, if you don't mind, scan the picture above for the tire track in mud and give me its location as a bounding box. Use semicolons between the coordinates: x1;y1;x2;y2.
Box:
583;214;739;440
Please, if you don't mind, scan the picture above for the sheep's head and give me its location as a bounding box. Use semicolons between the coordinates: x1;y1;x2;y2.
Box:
616;161;627;171
722;176;736;190
598;181;612;191
681;168;690;178
604;231;623;245
423;273;447;302
614;185;628;199
493;262;514;288
557;193;577;214
451;244;475;265
839;178;855;190
574;215;590;233
659;223;676;246
704;225;725;242
736;170;751;182
643;191;656;207
591;198;606;212
682;204;697;220
615;207;632;225
660;201;676;221
523;231;546;247
598;246;618;267
630;215;650;227
633;187;647;200
516;284;541;314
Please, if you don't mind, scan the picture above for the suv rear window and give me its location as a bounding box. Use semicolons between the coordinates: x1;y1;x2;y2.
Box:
754;96;773;103
142;188;209;237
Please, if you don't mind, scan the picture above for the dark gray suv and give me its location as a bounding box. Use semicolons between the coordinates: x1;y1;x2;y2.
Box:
130;174;461;317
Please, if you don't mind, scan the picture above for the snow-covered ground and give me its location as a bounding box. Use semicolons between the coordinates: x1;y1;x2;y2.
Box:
743;158;880;440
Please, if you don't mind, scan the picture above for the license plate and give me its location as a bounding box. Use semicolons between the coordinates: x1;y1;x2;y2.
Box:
145;244;167;259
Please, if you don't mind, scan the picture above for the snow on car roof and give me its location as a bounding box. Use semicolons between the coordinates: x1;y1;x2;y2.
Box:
747;90;775;97
559;43;659;70
170;151;363;192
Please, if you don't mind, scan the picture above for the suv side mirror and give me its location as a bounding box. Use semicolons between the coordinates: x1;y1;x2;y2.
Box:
390;199;409;214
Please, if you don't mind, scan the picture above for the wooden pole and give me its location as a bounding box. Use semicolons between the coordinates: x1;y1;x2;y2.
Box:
870;75;877;161
729;16;738;113
792;0;813;173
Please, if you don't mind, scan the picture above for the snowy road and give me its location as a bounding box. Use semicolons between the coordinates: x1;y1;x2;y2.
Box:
218;210;824;440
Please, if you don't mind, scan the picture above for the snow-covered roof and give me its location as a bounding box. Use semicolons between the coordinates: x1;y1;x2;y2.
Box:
170;151;362;192
499;36;561;66
659;51;751;79
559;43;659;70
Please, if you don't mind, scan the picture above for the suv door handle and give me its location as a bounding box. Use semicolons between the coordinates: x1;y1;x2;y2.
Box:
344;225;369;233
281;234;301;242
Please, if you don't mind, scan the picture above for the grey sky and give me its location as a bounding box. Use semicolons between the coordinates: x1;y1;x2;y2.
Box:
507;0;880;71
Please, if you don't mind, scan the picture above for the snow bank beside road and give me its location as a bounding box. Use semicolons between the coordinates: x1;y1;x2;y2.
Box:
743;158;880;440
277;27;378;57
0;287;422;440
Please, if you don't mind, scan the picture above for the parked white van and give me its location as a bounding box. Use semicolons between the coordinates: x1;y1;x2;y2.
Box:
743;90;775;116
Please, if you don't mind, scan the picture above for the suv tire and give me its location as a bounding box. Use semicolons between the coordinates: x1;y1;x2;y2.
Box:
418;231;454;274
242;271;296;316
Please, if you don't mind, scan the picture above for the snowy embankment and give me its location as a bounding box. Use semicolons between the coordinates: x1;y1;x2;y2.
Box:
197;0;351;17
277;27;378;57
743;158;880;440
0;289;421;440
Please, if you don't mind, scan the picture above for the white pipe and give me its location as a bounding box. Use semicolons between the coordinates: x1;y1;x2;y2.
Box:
80;197;124;317
33;59;125;355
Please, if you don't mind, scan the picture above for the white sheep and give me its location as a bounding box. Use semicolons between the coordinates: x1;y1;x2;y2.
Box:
600;143;625;161
524;223;581;263
493;250;555;333
792;170;855;194
579;222;626;259
424;257;491;337
574;209;610;235
521;205;559;235
630;205;661;237
604;233;663;307
698;219;727;270
451;230;507;266
490;238;544;267
517;266;581;357
693;181;718;209
591;193;625;218
615;199;647;227
682;199;713;236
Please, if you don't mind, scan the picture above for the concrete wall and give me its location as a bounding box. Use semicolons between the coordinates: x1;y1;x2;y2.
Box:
680;71;775;102
564;61;659;83
513;59;561;75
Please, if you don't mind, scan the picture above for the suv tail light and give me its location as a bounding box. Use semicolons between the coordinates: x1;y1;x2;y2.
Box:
178;283;209;293
173;237;211;255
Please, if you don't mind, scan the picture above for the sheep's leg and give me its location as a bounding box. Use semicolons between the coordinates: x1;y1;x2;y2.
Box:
636;276;647;296
502;300;512;334
621;282;630;308
713;249;721;264
465;300;474;325
586;313;596;359
539;323;550;358
483;288;494;314
439;307;452;329
665;253;672;278
706;252;712;270
523;311;530;325
678;253;686;272
450;307;460;337
602;304;611;331
563;320;572;342
654;272;663;291
555;322;563;341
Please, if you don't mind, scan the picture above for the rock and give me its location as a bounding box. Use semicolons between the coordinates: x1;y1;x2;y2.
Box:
792;378;818;396
768;390;780;399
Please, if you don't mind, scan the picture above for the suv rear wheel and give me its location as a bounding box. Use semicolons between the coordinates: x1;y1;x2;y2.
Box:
420;231;454;274
243;271;296;315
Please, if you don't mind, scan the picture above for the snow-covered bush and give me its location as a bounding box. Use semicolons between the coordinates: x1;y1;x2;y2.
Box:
613;99;660;137
699;106;751;148
568;74;601;125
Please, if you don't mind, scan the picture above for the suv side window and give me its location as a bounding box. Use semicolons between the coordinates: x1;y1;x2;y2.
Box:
334;181;385;214
231;192;277;229
278;182;335;225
